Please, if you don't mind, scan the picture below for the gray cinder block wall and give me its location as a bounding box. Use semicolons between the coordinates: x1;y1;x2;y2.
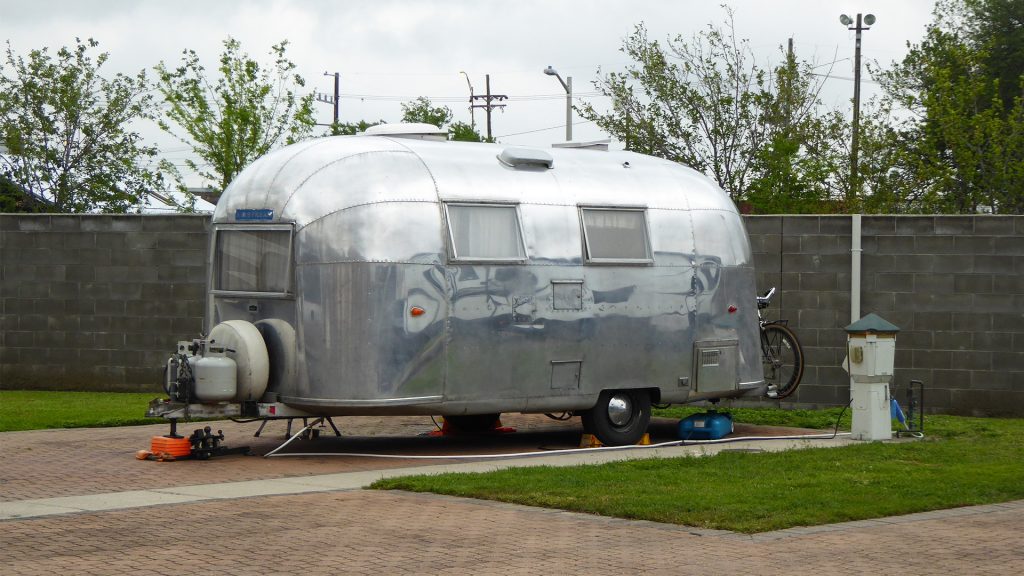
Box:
1;214;1022;415
0;215;209;392
745;215;1024;416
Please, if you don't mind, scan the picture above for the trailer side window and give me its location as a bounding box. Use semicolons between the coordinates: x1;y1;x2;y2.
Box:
580;208;652;263
445;204;527;262
214;228;292;293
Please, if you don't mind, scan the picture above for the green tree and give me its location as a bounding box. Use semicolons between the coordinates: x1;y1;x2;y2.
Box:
872;0;1024;214
155;38;315;202
400;96;487;142
960;0;1024;112
401;96;452;128
0;174;51;213
0;38;167;213
578;11;845;211
326;119;383;136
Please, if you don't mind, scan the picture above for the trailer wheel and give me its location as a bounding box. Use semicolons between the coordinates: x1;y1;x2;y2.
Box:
582;390;651;446
444;413;501;434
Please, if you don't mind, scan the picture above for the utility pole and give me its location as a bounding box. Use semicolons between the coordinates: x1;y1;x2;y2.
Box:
840;13;876;203
470;74;507;141
785;38;794;128
316;71;340;130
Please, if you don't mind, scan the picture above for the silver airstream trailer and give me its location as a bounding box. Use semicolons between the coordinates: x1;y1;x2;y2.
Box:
154;124;765;446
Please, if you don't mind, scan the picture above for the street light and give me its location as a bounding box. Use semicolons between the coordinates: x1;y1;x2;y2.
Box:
459;71;475;131
839;13;876;203
543;65;572;142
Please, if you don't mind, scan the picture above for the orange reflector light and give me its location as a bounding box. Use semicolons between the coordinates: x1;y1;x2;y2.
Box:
410;306;426;317
728;305;738;314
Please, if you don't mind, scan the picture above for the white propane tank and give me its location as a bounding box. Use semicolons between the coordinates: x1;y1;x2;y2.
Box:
193;347;237;402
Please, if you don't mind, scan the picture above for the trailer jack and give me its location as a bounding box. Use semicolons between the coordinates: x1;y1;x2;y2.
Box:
137;419;251;461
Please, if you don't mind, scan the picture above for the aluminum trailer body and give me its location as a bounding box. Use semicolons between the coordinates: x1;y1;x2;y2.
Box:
175;128;763;443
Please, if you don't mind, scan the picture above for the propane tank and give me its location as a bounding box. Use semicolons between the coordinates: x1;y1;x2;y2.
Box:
193;346;237;402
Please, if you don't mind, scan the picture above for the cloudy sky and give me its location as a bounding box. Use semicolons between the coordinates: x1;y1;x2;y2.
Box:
2;0;935;184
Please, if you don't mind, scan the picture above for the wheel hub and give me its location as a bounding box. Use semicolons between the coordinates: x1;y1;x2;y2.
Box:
607;393;634;427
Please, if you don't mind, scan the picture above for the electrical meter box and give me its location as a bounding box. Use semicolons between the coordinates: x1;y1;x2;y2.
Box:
844;313;900;441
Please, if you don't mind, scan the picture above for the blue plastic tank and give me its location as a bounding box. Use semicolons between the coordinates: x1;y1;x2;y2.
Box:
678;411;734;440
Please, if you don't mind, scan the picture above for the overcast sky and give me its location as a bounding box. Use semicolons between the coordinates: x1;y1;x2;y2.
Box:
2;0;936;184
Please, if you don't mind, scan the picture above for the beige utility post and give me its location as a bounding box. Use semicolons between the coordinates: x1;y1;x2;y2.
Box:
843;313;900;441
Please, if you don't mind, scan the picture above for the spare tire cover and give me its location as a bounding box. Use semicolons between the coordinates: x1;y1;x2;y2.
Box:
208;320;269;402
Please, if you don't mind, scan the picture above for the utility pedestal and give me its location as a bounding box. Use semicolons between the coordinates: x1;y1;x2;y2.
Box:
844;313;900;441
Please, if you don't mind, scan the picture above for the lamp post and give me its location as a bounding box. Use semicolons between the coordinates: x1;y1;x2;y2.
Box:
840;13;876;203
543;65;572;142
459;71;475;132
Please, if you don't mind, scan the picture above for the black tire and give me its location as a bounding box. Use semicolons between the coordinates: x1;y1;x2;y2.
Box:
581;389;651;446
444;413;500;434
761;323;804;399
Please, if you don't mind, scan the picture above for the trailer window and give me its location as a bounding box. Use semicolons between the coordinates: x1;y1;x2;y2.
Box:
580;208;652;263
214;229;292;293
445;204;526;261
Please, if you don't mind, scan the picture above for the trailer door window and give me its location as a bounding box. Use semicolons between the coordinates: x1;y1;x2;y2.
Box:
214;228;292;293
581;208;652;263
446;204;526;261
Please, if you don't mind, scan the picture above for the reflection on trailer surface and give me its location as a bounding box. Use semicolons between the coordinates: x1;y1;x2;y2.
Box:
158;126;764;445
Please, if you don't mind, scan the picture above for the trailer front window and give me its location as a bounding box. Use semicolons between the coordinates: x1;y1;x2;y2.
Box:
581;208;652;263
445;204;526;262
214;228;292;293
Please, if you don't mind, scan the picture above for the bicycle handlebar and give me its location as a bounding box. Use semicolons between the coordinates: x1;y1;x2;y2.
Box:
756;286;776;309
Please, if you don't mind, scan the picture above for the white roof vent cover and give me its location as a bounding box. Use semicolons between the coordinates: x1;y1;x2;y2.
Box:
497;147;554;169
361;123;448;141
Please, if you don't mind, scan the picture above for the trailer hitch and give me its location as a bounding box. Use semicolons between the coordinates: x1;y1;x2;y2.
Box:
188;426;251;460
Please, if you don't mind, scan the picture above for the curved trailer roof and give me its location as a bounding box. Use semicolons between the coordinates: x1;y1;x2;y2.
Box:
214;134;739;231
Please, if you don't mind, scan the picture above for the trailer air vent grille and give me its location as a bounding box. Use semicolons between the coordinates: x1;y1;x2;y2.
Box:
497;147;554;169
701;349;721;367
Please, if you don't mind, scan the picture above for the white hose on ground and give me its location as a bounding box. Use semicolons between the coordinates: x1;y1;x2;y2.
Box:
262;422;853;460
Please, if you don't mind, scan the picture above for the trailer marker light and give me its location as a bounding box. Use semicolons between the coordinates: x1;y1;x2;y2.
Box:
410;306;426;317
728;305;738;314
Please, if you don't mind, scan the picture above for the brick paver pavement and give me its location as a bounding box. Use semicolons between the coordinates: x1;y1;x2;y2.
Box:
2;490;1022;575
0;414;586;501
0;415;810;501
5;416;1021;574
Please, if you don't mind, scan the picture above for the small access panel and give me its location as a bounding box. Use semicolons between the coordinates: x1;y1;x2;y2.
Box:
692;339;739;394
550;360;582;390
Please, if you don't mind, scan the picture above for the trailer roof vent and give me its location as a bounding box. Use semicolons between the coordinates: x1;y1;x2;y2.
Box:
497;147;554;169
361;123;448;141
551;139;611;152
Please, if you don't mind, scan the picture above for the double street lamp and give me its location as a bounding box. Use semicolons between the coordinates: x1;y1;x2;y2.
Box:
543;65;572;142
840;12;876;201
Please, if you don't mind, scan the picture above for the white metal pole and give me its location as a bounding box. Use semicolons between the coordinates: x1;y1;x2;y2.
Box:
851;213;862;323
565;76;573;142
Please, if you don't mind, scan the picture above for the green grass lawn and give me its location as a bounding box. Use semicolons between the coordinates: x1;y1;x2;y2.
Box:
0;390;163;432
372;411;1024;533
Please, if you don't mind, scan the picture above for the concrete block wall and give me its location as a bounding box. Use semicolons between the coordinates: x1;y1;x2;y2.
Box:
0;215;210;392
1;213;1022;414
745;215;1024;416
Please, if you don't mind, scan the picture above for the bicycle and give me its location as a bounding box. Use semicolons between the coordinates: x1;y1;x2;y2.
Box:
757;287;805;399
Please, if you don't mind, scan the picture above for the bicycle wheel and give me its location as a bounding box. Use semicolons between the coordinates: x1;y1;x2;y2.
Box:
761;323;804;399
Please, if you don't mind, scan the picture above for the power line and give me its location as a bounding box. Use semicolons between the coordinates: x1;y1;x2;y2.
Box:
335;91;604;103
497;120;595;139
810;72;880;85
